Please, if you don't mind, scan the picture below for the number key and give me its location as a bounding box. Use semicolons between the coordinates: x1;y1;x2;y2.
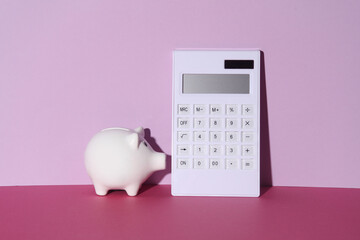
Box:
209;159;222;169
210;118;222;128
194;145;207;155
226;131;238;142
210;145;222;156
194;159;206;169
194;118;206;128
210;131;222;142
226;145;238;156
226;118;238;128
194;131;206;142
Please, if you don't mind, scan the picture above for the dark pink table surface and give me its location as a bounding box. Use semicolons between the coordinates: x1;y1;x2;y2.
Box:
1;185;359;240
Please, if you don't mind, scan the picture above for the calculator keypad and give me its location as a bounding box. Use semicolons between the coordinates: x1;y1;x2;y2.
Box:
176;104;256;170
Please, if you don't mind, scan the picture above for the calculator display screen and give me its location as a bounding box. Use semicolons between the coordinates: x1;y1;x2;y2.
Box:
182;74;250;94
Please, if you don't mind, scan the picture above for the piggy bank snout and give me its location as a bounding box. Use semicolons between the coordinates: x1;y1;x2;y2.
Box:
151;151;166;171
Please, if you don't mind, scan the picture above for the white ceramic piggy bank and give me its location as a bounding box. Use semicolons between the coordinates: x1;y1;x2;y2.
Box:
85;127;166;196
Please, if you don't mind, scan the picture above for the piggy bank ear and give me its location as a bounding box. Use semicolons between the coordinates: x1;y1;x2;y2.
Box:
126;133;139;149
134;127;145;137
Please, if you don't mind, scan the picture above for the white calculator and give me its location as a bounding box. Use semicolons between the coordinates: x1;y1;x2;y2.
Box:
171;50;260;197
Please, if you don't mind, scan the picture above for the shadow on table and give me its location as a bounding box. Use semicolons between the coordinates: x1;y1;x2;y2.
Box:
260;51;273;196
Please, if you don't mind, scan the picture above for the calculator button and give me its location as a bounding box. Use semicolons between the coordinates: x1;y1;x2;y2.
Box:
194;118;206;128
194;145;208;155
209;159;222;169
226;145;238;156
178;104;190;115
194;104;207;115
210;145;222;156
178;118;190;128
210;131;222;142
177;159;191;169
210;118;222;128
242;132;254;142
194;158;206;169
241;159;254;170
242;146;254;156
226;104;238;115
210;104;222;115
177;131;190;142
226;131;238;142
226;118;238;129
226;159;238;169
194;131;206;142
242;104;254;115
177;145;190;155
242;118;254;129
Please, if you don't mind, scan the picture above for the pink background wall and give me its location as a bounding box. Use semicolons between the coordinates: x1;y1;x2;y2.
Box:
1;0;359;188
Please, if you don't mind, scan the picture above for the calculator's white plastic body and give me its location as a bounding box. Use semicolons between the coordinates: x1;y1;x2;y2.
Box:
171;50;260;197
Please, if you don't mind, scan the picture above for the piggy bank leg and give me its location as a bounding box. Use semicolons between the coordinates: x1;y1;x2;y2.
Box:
125;184;140;196
93;183;109;196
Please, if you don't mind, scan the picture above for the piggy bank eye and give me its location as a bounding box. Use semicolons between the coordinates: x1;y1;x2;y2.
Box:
143;141;148;147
